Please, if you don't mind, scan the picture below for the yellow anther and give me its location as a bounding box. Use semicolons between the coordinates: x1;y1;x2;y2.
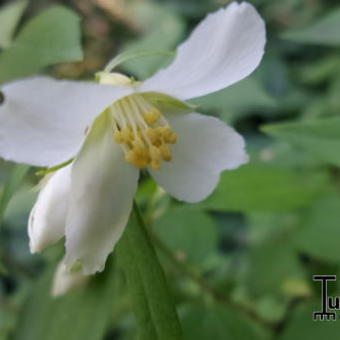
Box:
146;128;162;146
146;127;158;141
155;126;166;134
155;126;170;138
160;127;177;144
113;131;124;143
125;150;149;168
125;149;137;163
159;126;171;134
151;159;161;170
160;144;172;162
120;126;134;142
143;108;161;124
150;145;162;161
110;95;178;170
166;132;177;144
132;138;147;153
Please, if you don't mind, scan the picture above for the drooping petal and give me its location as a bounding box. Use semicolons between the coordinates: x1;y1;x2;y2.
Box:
0;77;132;167
64;112;139;275
149;113;248;203
140;2;265;100
28;165;71;253
52;258;89;297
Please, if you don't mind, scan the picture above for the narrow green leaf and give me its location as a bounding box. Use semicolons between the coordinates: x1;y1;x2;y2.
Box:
116;203;182;340
0;0;28;48
262;117;340;167
12;259;116;340
282;7;340;46
0;164;29;227
0;6;83;84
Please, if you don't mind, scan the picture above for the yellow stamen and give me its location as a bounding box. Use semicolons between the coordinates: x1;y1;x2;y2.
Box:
151;160;161;170
113;131;124;143
143;108;161;124
120;126;133;142
150;145;162;161
110;95;178;170
159;143;172;162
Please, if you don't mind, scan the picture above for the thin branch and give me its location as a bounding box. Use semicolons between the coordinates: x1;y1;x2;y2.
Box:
148;226;276;329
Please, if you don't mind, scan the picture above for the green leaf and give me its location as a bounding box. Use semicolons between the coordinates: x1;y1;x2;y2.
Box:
294;192;340;263
12;260;116;340
197;163;327;212
155;207;218;265
278;302;340;340
0;6;83;84
182;303;264;340
120;2;185;79
298;55;340;85
116;203;182;340
0;0;28;48
3;184;36;227
0;164;29;227
282;7;340;46
262;117;340;167
0;258;8;275
244;235;306;297
193;77;276;123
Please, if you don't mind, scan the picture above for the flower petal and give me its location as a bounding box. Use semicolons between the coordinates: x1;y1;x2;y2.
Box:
0;77;132;167
64;113;139;275
149;113;248;203
140;2;265;100
28;164;71;253
52;258;89;297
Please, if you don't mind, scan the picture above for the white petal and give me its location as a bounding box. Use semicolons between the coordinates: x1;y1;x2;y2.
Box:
140;2;265;100
52;259;89;297
64;113;139;275
28;165;71;253
149;113;248;203
0;77;132;167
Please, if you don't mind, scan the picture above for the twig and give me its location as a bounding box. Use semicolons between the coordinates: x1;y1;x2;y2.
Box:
148;226;276;329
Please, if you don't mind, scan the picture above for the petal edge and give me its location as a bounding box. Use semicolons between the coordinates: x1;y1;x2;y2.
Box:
140;2;266;100
149;112;248;203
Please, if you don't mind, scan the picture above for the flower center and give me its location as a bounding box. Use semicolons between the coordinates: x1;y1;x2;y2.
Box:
109;94;177;170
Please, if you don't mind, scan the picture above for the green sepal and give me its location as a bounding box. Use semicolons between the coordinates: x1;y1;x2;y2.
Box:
35;159;73;177
104;50;176;73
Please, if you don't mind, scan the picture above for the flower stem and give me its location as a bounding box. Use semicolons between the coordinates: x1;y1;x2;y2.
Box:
116;202;182;340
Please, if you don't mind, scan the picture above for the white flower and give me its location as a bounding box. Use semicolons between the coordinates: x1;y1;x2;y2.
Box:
0;2;265;274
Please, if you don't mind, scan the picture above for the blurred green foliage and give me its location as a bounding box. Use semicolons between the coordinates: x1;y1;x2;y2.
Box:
1;0;340;339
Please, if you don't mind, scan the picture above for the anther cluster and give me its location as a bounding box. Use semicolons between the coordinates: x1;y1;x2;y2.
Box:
110;94;177;170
